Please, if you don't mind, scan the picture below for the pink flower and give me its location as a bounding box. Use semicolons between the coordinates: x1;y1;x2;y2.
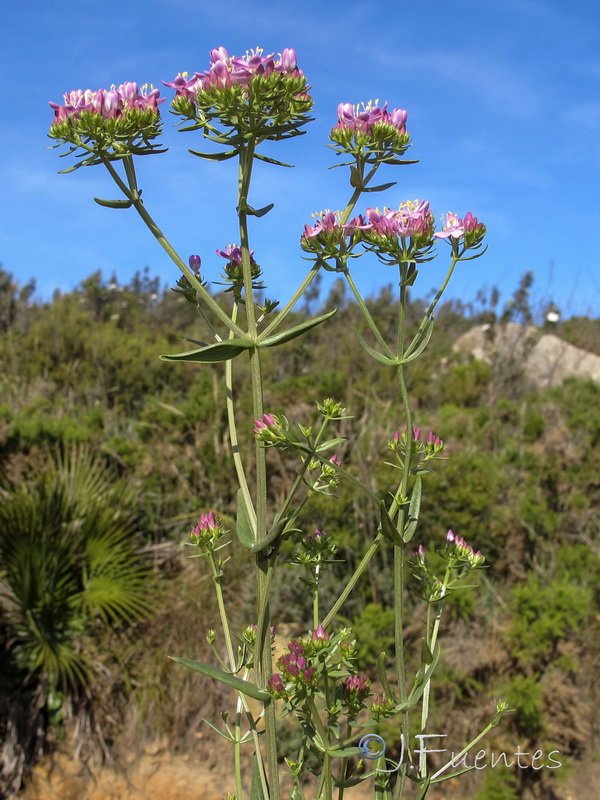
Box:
333;101;407;137
165;47;305;101
302;210;364;241
364;201;434;240
434;212;465;240
267;674;286;696
188;254;201;276
216;244;256;266
434;211;485;242
312;624;329;641
49;83;164;126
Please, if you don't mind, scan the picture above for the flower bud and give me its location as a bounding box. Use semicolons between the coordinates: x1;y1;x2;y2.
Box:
189;254;201;276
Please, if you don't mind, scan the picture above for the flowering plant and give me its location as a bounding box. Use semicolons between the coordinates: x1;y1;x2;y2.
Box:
49;46;504;800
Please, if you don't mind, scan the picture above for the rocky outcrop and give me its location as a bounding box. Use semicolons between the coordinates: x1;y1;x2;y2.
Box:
453;322;600;388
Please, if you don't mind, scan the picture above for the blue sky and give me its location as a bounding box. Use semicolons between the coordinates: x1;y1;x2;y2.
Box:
2;0;600;318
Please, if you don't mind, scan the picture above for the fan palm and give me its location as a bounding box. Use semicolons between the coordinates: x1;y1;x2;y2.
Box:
0;446;155;793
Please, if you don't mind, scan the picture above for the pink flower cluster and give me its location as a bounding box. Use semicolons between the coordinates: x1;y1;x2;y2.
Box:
276;640;316;686
446;530;485;567
49;82;163;126
164;47;302;98
334;101;408;136
190;511;224;548
216;244;257;266
343;674;370;695
364;201;434;240
389;427;444;456
302;210;365;242
434;211;485;240
253;412;277;436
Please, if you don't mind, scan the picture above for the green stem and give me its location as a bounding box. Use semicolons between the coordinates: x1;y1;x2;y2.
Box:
225;302;257;532
322;533;383;628
260;265;321;338
101;156;247;339
260;161;379;340
392;271;413;800
403;256;458;358
236;141;279;800
344;271;395;356
418;570;450;778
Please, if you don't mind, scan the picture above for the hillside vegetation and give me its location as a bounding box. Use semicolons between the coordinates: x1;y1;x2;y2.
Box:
1;267;599;800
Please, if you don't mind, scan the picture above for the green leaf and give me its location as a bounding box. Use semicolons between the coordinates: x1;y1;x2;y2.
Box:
246;203;275;218
235;489;255;549
415;777;431;799
403;476;422;543
160;339;253;364
168;657;270;701
94;197;133;209
362;181;397;193
315;437;347;453
201;717;236;743
326;746;359;758
258;309;337;347
349;165;363;189
431;766;476;783
377;651;398;701
251;754;267;800
250;517;288;554
406;647;440;708
353;325;398;366
381;157;420;166
253;152;294;167
188;148;238;160
421;637;434;666
402;316;435;362
379;501;404;546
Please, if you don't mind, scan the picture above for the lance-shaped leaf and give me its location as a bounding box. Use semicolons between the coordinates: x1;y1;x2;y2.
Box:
353;325;398;366
253;152;294;168
160;339;253;364
258;309;337;348
403;475;422;543
377;651;398;701
325;746;360;758
188;148;238;161
245;202;275;218
168;657;270;701
251;754;267;800
380;501;404;546
94;197;133;209
362;181;397;193
235;488;255;549
349;164;363;188
404;647;440;710
415;777;431;800
380;157;420;166
250;516;288;554
402;316;435;363
421;637;434;666
315;437;347;453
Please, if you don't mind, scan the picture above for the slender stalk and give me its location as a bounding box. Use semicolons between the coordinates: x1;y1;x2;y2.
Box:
225;302;257;532
418;569;450;777
322;534;383;629
344;271;396;356
236;141;280;800
101;156;247;338
208;551;243;799
392;269;413;800
261;161;379;340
